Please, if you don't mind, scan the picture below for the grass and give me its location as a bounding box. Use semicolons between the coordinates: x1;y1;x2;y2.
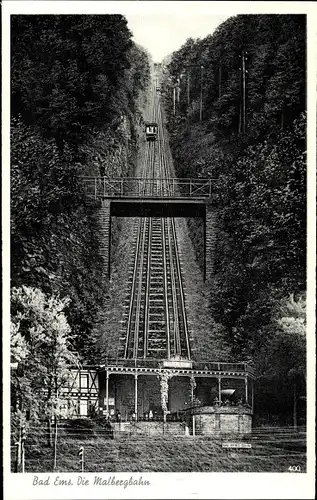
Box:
17;426;306;473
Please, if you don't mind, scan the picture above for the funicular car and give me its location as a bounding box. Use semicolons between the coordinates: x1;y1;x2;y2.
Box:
145;122;158;142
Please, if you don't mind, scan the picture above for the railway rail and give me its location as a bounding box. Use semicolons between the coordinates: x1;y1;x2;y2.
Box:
120;75;191;360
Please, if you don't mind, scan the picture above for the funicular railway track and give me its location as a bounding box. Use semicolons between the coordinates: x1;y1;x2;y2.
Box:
120;77;190;361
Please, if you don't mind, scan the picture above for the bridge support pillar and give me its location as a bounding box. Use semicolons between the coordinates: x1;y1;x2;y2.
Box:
97;199;111;279
205;204;217;282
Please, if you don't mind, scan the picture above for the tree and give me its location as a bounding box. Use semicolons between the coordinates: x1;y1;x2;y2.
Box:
10;118;107;362
11;286;79;447
11;16;151;363
270;294;306;427
162;15;306;423
11;15;133;151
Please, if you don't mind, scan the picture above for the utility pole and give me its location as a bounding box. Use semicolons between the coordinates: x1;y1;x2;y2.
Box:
53;416;58;471
187;72;190;106
21;422;26;472
79;446;85;472
218;65;222;98
15;424;22;473
239;49;248;133
15;440;21;473
200;65;204;121
242;50;246;133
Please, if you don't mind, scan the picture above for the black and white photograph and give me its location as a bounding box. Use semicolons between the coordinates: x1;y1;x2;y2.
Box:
2;1;316;499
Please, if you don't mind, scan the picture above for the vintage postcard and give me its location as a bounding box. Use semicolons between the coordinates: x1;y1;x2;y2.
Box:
2;1;316;499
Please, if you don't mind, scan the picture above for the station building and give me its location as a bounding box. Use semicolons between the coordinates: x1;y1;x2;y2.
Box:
62;357;255;435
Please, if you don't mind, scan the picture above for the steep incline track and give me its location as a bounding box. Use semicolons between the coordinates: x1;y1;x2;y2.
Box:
119;73;190;360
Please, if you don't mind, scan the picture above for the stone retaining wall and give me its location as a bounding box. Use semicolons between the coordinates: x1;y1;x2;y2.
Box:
205;204;217;282
113;421;186;436
97;199;111;279
193;406;252;434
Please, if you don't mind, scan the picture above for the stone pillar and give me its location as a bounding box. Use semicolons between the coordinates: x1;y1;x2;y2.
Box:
205;203;217;282
97;199;111;279
189;375;196;404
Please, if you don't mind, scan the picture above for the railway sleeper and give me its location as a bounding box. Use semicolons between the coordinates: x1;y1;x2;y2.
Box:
147;348;166;352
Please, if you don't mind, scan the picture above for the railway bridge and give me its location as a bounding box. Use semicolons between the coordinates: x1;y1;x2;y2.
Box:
80;176;217;281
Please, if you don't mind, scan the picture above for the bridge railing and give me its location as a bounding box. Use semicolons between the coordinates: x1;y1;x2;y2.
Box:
80;177;213;199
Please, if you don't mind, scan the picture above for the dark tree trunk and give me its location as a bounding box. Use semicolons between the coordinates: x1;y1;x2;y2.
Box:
55;128;65;153
47;418;52;447
53;417;58;470
293;380;297;430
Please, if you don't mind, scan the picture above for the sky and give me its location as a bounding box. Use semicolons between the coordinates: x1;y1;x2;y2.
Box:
125;14;229;63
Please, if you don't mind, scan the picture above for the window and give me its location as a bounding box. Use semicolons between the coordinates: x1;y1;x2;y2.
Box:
215;414;221;430
80;400;88;417
80;374;88;389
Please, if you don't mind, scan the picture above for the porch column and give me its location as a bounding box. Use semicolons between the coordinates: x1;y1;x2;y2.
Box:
134;373;138;420
105;371;109;416
251;378;254;412
218;377;222;403
190;376;196;437
245;376;248;404
190;377;195;403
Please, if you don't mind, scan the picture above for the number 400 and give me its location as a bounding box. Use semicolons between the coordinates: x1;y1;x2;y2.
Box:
288;465;301;472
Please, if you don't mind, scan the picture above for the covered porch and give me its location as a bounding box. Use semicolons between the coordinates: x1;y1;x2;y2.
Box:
98;359;255;432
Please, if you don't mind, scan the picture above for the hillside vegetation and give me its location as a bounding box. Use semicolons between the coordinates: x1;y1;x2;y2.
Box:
10;15;151;430
19;421;306;473
10;13;306;437
161;14;306;424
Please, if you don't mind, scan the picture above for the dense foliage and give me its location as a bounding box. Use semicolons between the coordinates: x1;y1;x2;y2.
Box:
12;15;137;151
11;15;150;364
11;286;79;440
162;14;306;423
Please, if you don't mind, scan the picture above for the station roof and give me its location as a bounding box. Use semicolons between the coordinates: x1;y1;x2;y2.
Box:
97;359;256;379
